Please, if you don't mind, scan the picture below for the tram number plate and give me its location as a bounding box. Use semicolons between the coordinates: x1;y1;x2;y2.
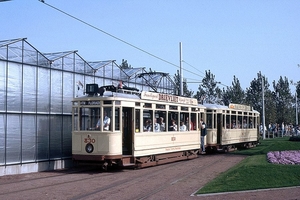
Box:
84;134;95;143
171;137;176;141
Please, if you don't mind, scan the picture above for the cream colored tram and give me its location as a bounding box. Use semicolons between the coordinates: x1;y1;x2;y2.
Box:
203;103;260;152
72;84;205;169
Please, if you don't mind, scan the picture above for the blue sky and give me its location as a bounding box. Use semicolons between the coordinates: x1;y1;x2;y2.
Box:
1;0;300;92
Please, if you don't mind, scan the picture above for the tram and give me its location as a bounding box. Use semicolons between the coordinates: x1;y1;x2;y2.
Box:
204;103;260;152
71;83;260;169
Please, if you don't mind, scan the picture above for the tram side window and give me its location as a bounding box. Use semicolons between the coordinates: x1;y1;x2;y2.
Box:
189;113;196;130
243;116;248;129
231;114;237;129
226;115;230;129
180;112;189;131
206;113;212;129
135;109;140;132
155;111;166;132
251;117;255;129
115;107;120;131
73;107;79;131
143;110;153;132
79;108;99;131
95;107;112;131
238;115;242;129
168;111;178;131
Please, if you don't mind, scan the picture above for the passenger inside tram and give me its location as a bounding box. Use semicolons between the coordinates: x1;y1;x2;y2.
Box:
169;120;177;131
159;117;165;131
144;119;152;132
96;110;111;130
180;121;187;131
154;118;160;132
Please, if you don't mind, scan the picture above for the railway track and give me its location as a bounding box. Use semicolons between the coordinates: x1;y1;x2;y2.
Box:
0;154;246;200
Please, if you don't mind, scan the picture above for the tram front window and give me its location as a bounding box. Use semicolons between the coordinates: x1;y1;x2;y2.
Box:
78;107;112;131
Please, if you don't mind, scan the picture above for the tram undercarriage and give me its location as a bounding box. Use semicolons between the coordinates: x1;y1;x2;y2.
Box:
206;141;258;153
133;150;199;168
73;150;199;170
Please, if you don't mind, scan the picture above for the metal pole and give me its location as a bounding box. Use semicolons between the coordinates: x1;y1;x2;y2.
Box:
296;92;298;125
179;42;183;96
262;74;266;139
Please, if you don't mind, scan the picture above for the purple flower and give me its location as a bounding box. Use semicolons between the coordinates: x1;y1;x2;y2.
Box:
267;150;300;165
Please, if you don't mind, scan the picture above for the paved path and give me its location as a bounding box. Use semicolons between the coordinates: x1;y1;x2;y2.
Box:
0;154;299;200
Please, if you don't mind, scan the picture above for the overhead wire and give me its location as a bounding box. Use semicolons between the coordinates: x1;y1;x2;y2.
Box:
38;0;226;87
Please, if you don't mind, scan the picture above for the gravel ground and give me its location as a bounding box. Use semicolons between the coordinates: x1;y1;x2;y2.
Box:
0;154;299;200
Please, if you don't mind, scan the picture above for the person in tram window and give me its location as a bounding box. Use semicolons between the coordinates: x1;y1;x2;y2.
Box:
144;119;151;132
154;118;160;132
169;120;177;131
243;119;248;129
96;111;111;130
180;121;187;131
159;117;165;131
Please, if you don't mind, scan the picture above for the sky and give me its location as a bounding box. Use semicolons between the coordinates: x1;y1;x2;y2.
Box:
1;0;300;92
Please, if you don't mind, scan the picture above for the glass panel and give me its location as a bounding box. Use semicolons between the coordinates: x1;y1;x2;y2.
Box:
180;112;189;131
7;63;22;112
135;109;140;132
168;111;178;131
143;110;153;132
206;113;212;129
63;72;73;114
37;115;49;160
156;111;166;132
73;107;79;131
103;108;112;131
22;115;36;162
23;65;36;112
6;114;21;164
0;114;5;164
0;61;6;112
226;115;230;128
37;68;50;113
115;107;120;131
51;70;62;113
75;74;84;97
231;115;237;129
190;113;196;130
62;116;72;157
238;115;242;129
50;116;62;159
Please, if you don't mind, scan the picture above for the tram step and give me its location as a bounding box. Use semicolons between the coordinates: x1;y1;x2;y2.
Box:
123;163;136;167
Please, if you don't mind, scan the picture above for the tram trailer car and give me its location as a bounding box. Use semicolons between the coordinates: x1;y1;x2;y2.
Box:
72;84;259;169
204;103;260;153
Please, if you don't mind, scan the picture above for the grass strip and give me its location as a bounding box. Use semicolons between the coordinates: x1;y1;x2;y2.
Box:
196;137;300;194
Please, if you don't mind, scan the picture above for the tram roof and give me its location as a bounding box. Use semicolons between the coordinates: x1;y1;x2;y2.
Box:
74;91;141;100
203;103;228;110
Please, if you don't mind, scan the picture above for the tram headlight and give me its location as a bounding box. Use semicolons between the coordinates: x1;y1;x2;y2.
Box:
85;143;94;153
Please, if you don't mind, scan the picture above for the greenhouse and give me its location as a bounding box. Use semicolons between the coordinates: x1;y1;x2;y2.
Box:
0;38;175;176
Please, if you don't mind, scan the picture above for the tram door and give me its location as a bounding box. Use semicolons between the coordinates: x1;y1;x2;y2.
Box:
122;107;133;155
217;114;222;144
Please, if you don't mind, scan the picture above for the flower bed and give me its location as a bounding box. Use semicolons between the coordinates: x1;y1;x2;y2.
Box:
267;150;300;165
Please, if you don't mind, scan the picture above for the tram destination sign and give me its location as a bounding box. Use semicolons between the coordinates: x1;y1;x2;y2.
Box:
141;91;198;105
229;103;252;111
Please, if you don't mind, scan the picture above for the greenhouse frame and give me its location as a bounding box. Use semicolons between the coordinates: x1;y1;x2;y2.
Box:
0;38;175;176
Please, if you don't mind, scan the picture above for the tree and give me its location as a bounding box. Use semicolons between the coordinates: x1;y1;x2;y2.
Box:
173;70;194;97
222;75;245;105
273;76;293;124
245;72;270;119
194;70;222;104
